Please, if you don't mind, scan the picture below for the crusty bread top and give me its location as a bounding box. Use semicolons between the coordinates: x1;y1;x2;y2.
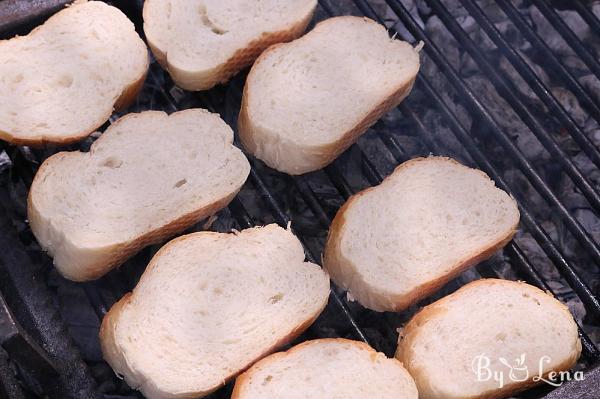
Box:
239;16;420;174
0;0;148;145
232;338;418;399
28;109;249;280
100;224;330;399
324;156;520;311
143;0;317;90
396;279;582;399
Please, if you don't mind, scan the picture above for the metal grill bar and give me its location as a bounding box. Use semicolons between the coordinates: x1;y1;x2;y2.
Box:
327;0;600;359
245;164;374;346
293;175;331;230
74;163;375;378
397;103;445;154
1;1;599;396
6;64;371;354
495;0;600;125
228;197;254;229
457;0;600;170
289;152;425;357
0;347;25;399
399;89;600;360
293;128;598;360
532;0;600;80
196;89;377;348
30;0;600;366
81;283;108;320
427;0;600;213
382;0;600;269
0;200;98;398
0;145;113;330
397;103;467;160
571;1;600;37
227;177;374;347
422;73;600;314
209;73;419;348
324;164;354;199
409;105;600;358
504;244;600;360
294;36;600;365
115;69;375;347
348;0;600;319
386;75;600;360
377;129;409;160
402;92;600;359
0;0;72;33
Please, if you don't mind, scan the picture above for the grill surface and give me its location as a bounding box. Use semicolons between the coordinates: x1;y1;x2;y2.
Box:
1;0;600;398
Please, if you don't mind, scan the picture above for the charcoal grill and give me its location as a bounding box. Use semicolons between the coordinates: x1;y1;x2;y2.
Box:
1;0;600;398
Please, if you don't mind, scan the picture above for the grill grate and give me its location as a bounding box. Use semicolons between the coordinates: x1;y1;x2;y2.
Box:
1;0;600;398
532;0;600;79
376;0;600;356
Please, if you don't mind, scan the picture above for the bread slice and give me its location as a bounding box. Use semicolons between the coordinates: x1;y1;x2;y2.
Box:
238;16;420;175
143;0;317;91
324;156;520;312
0;1;148;146
232;338;418;399
396;279;582;399
100;224;330;399
28;109;250;281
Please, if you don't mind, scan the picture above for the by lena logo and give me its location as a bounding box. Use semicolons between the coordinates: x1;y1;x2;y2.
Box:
471;353;584;388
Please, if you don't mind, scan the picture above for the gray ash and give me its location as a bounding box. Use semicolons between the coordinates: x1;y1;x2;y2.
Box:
0;1;599;398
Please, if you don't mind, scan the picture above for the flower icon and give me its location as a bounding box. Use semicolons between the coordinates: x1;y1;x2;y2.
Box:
499;353;529;382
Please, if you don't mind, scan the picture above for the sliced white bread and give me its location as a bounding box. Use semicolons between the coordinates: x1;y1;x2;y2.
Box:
0;0;148;146
232;338;418;399
28;109;250;281
143;0;317;91
324;156;520;312
396;279;582;399
238;16;421;175
100;224;330;399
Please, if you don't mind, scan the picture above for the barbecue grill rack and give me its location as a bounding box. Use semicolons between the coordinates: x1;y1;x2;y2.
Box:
1;0;600;397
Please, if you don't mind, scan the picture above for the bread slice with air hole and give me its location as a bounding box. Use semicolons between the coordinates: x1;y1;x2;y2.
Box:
396;279;581;399
100;224;330;399
232;338;418;399
143;0;317;91
0;0;148;146
238;16;421;175
28;109;250;281
324;156;520;312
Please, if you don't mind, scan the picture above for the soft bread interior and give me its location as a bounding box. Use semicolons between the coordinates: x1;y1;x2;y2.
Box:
28;109;249;280
325;156;520;311
233;339;418;399
248;17;418;144
240;16;420;174
0;1;148;144
143;0;316;89
100;225;330;399
396;279;581;399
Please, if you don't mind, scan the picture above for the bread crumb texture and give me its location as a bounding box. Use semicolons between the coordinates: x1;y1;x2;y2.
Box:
0;1;148;144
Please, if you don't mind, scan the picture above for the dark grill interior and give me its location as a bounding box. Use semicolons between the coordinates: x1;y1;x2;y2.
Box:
1;0;600;398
